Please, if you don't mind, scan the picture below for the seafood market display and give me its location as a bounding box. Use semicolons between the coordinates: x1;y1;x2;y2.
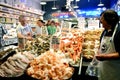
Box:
59;32;84;65
0;22;104;79
0;48;13;60
27;51;74;80
25;35;50;55
0;51;35;77
82;29;103;59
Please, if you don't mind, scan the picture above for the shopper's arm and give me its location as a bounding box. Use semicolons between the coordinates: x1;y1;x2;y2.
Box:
17;32;25;38
17;32;32;40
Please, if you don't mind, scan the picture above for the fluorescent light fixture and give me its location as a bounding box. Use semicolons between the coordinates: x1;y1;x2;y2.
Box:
98;3;104;6
73;5;79;8
98;0;104;6
97;8;101;10
40;2;46;5
73;0;79;9
52;7;57;10
76;0;80;2
52;0;57;10
76;9;80;12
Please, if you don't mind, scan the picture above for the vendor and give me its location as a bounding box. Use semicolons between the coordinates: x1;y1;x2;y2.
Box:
16;15;33;49
96;9;120;80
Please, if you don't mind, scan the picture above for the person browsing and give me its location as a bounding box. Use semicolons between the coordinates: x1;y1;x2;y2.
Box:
16;15;33;49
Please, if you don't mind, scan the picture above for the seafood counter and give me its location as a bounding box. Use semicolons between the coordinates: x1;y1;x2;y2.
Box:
0;51;35;77
0;35;75;79
25;35;50;55
82;29;103;60
27;51;74;80
59;32;83;66
0;28;103;79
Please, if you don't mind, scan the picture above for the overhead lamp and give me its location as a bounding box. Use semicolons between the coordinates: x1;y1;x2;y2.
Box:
76;9;80;12
73;0;79;9
76;0;80;2
98;0;104;6
73;5;79;8
52;7;57;10
52;0;57;10
97;8;101;10
40;2;47;5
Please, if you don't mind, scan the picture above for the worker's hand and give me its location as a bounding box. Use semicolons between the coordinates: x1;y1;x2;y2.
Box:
95;54;105;61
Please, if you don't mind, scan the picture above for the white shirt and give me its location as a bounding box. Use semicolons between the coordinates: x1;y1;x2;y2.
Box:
35;26;48;35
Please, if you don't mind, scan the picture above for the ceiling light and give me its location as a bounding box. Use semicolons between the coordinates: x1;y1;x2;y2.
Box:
76;0;80;2
97;8;101;10
40;2;46;5
73;0;79;9
98;3;104;6
52;0;57;10
76;9;80;12
98;0;104;6
52;7;57;10
73;5;79;8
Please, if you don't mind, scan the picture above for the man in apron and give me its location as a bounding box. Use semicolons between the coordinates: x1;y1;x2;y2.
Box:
96;10;120;80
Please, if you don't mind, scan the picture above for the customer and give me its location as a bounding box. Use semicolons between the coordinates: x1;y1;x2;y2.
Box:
36;20;48;36
16;15;33;49
47;20;56;35
55;22;61;32
96;9;120;80
31;25;36;38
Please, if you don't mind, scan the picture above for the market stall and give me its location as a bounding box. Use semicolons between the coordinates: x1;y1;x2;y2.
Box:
0;0;105;80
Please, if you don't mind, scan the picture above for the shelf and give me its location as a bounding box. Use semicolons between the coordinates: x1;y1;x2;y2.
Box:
0;3;43;16
0;12;20;19
0;8;38;19
0;7;33;17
